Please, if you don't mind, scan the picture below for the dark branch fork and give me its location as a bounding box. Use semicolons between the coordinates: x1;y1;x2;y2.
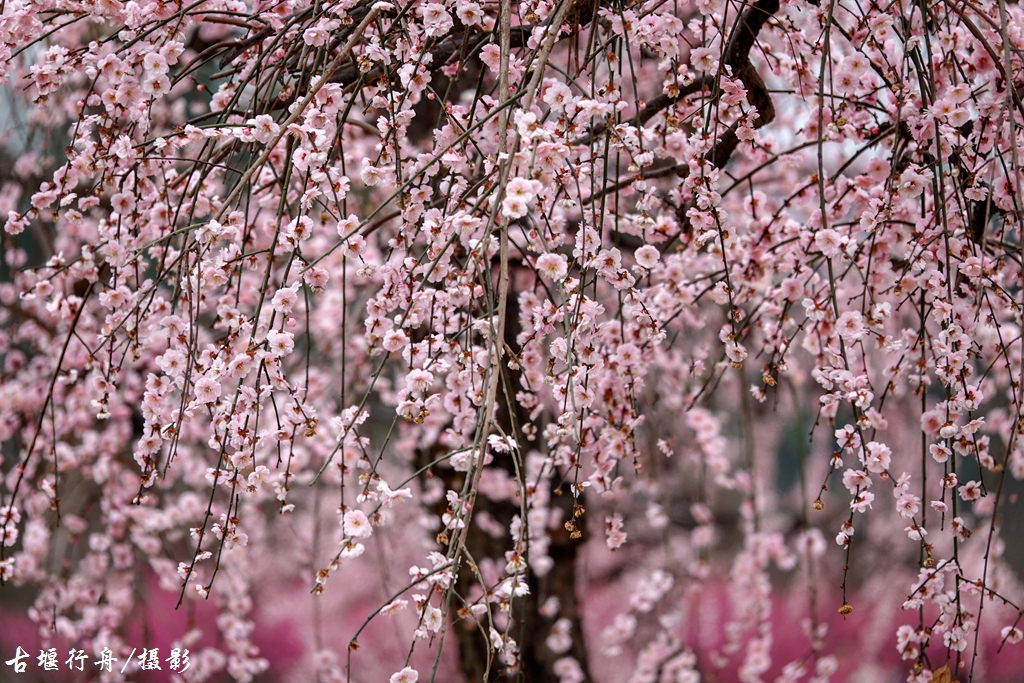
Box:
711;0;780;165
674;0;781;230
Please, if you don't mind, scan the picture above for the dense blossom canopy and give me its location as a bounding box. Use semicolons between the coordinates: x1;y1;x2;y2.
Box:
2;0;1024;681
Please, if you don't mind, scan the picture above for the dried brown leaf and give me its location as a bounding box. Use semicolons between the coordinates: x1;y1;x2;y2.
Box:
932;663;957;683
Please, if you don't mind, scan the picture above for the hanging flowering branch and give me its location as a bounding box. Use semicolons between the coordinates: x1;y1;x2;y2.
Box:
2;0;1024;681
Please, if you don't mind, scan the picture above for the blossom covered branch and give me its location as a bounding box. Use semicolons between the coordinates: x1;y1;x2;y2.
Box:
1;0;1024;681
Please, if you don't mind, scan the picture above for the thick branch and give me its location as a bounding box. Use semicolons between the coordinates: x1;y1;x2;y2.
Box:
675;0;780;227
709;0;779;166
